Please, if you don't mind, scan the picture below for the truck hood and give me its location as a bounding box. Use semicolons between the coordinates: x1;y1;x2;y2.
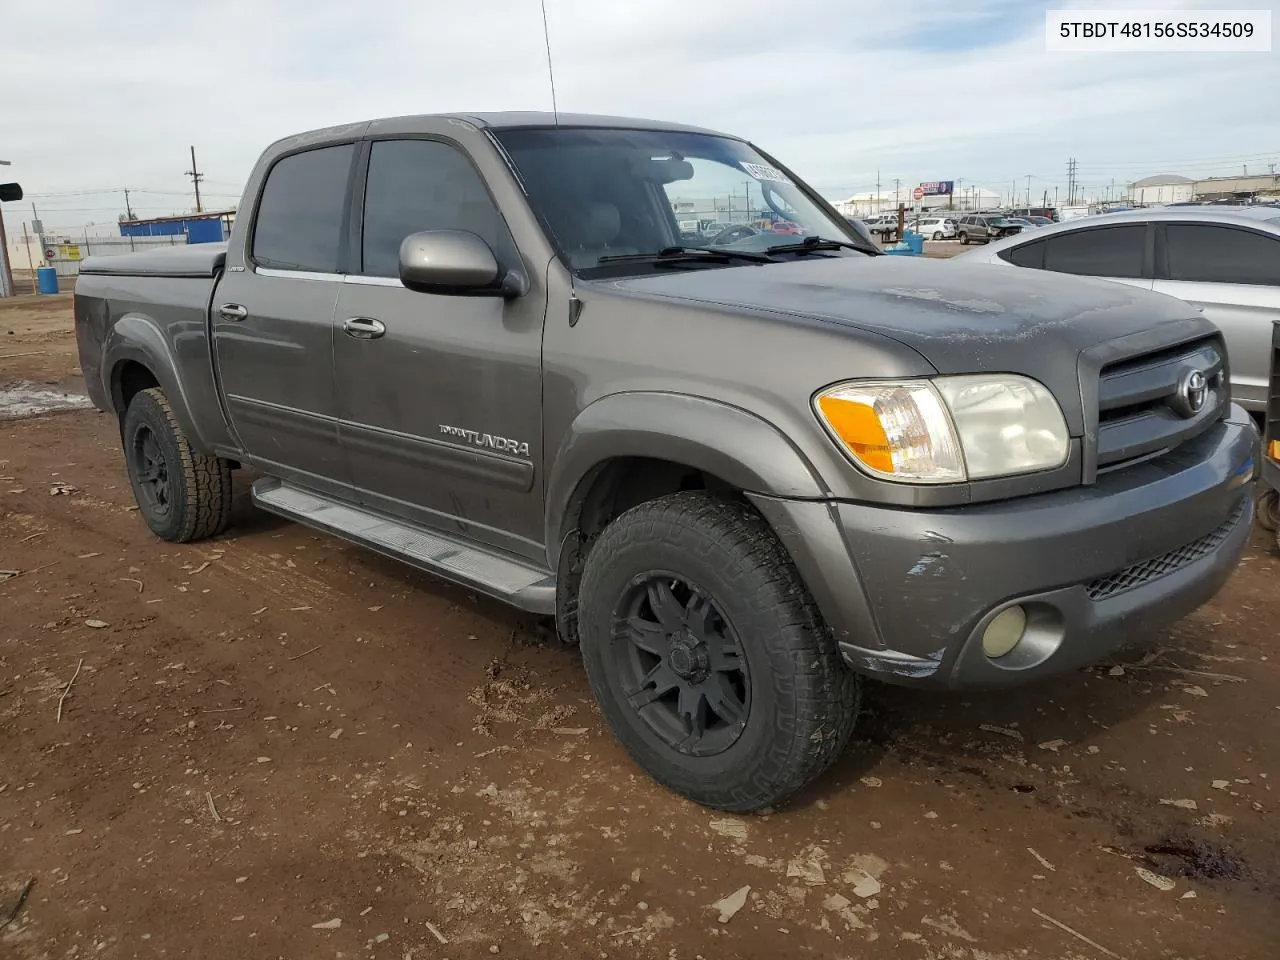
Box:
610;255;1216;434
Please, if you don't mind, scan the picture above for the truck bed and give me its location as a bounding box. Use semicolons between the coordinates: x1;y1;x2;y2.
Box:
73;246;232;455
78;242;228;278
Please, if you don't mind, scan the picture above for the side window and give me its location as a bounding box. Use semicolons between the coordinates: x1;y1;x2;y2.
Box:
252;144;354;273
361;139;507;278
1042;225;1145;278
1164;224;1280;286
999;239;1046;269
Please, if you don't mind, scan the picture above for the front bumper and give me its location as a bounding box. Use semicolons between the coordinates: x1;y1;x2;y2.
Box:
750;407;1258;689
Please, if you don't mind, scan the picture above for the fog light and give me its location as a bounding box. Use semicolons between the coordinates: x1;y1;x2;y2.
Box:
982;605;1027;659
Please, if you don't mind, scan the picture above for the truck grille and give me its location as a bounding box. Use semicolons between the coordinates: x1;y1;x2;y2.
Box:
1095;336;1227;471
1085;498;1246;602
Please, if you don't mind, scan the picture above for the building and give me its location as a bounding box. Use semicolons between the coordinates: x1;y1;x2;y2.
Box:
1192;174;1280;203
1128;174;1194;206
118;210;235;244
834;187;999;219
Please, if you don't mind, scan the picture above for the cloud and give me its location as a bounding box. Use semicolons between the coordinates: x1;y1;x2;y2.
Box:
2;0;1277;232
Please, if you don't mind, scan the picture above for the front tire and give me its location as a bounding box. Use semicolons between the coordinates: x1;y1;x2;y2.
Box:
959;232;970;244
578;492;860;812
122;388;232;542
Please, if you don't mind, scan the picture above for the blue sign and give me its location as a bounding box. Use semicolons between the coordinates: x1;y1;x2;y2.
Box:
920;181;954;196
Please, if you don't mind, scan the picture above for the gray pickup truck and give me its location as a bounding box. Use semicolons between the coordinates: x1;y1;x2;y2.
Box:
75;112;1258;812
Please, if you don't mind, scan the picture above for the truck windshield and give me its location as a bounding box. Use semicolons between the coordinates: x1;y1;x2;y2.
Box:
494;126;873;275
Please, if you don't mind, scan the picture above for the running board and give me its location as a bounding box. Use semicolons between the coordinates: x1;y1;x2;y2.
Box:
251;478;556;614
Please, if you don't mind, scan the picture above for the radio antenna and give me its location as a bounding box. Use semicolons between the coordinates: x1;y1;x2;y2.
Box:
539;0;560;124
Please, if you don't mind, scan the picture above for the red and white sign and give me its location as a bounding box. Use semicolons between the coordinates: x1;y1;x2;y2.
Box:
912;186;924;201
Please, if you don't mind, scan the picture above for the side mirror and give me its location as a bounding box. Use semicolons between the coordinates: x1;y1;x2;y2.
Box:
398;230;524;298
0;183;23;203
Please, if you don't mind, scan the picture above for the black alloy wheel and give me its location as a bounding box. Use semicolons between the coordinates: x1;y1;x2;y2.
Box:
612;573;750;757
130;422;172;519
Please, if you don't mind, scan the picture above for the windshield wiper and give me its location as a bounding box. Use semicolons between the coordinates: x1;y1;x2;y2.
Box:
597;246;775;266
764;236;872;255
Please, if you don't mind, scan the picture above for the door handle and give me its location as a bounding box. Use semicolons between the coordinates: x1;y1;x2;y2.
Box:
218;303;248;322
343;317;386;340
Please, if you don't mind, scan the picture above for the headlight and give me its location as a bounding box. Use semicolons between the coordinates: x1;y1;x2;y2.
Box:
814;375;1069;483
933;375;1070;479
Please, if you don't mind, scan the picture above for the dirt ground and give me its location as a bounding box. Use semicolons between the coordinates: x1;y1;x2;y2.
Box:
2;292;1279;960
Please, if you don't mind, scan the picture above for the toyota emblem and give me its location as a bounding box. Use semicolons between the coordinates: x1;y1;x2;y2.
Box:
1180;369;1208;416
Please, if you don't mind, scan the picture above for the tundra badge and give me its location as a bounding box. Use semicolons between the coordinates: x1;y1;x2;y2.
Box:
439;424;530;457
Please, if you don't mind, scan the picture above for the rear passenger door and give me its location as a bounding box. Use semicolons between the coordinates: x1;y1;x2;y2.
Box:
213;143;354;491
998;223;1153;292
1153;222;1280;411
332;136;546;560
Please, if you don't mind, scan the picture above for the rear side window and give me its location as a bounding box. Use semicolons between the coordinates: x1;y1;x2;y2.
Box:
1042;225;1145;278
1164;224;1280;286
252;144;354;273
361;139;507;278
999;239;1046;269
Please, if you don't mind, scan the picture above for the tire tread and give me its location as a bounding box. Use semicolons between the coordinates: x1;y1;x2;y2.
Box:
127;388;231;543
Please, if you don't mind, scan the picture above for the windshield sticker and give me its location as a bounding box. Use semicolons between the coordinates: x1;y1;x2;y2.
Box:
740;161;792;184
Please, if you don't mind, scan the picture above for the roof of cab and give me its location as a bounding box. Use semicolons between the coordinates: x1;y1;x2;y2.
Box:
451;111;734;137
282;111;738;145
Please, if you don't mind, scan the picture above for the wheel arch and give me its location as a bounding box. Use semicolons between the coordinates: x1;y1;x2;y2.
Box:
102;317;207;450
545;392;831;645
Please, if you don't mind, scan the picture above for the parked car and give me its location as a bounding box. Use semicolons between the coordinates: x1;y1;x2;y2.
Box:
954;206;1280;412
861;213;899;240
910;216;957;240
956;213;1023;244
74;111;1257;812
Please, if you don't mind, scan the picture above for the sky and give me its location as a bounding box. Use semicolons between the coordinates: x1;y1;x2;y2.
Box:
1;0;1278;237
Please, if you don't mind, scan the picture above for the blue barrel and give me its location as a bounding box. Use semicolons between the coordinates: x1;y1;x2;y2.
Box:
37;266;58;295
903;230;925;254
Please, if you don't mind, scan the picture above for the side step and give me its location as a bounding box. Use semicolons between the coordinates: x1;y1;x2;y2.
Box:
251;478;556;614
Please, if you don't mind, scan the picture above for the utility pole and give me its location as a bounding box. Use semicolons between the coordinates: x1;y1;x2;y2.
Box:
876;169;881;212
893;177;900;208
185;145;204;213
0;158;13;298
31;202;43;260
21;222;36;293
123;188;136;221
1026;175;1032;209
1066;157;1078;206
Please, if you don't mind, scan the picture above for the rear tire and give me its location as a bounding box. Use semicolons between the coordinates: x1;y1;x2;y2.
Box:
932;231;943;241
577;491;860;812
122;387;232;543
1258;488;1280;532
